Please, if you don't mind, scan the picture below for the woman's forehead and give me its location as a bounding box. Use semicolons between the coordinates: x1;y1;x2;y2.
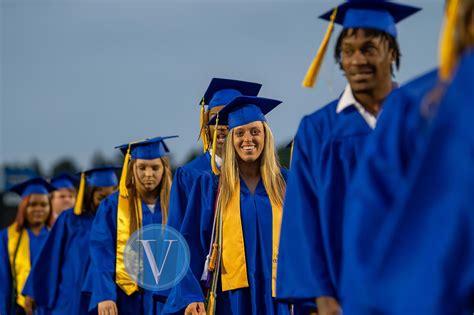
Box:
134;158;163;166
29;194;49;202
234;121;264;131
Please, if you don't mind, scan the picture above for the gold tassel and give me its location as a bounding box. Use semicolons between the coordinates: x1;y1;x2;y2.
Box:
211;113;220;176
208;243;219;272
73;173;85;215
199;97;209;152
439;0;460;81
119;145;132;198
302;7;338;88
206;292;216;315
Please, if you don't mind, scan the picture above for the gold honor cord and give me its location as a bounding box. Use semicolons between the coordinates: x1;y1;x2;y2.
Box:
8;224;30;308
302;7;338;88
73;172;86;215
206;189;223;315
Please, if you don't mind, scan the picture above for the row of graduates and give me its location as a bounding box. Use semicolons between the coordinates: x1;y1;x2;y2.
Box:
0;80;290;315
1;0;473;314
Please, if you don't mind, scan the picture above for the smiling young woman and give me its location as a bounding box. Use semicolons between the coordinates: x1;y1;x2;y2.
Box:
0;178;55;315
163;95;289;315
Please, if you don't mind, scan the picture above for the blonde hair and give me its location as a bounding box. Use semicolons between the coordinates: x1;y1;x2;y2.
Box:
125;156;172;232
218;121;286;211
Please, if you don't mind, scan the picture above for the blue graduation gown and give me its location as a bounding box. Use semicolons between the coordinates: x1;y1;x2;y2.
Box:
276;98;374;302
339;69;439;307
22;209;94;315
165;170;290;315
342;50;474;314
88;191;166;315
0;225;49;315
168;152;212;230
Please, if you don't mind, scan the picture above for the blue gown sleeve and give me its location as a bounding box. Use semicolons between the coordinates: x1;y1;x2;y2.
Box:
167;167;192;230
89;195;118;307
277;115;336;300
163;174;216;314
22;210;68;308
0;228;12;315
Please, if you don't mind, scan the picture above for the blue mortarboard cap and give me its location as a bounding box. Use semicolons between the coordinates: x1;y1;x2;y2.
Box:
115;136;178;160
50;173;79;190
84;167;119;187
208;96;282;130
202;78;262;110
319;0;421;38
10;177;56;198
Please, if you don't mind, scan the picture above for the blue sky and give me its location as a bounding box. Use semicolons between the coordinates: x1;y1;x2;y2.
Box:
1;0;444;173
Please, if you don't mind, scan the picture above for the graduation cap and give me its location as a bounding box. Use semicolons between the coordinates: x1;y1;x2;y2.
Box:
208;96;281;129
85;167;119;187
207;96;282;175
10;177;56;198
302;0;421;88
50;173;79;190
201;78;262;110
74;166;120;215
199;78;262;152
115;136;178;160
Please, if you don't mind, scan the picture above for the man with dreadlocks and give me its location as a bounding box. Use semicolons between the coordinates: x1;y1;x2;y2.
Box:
276;1;420;314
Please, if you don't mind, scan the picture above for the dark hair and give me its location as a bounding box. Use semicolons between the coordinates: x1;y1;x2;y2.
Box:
82;186;99;215
334;28;401;75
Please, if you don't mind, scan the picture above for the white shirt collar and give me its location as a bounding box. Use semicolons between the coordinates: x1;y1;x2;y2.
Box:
146;204;156;213
208;149;222;168
336;84;377;129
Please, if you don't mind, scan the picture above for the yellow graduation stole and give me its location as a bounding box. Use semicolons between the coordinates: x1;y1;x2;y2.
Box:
7;223;31;308
221;180;283;297
115;145;143;295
